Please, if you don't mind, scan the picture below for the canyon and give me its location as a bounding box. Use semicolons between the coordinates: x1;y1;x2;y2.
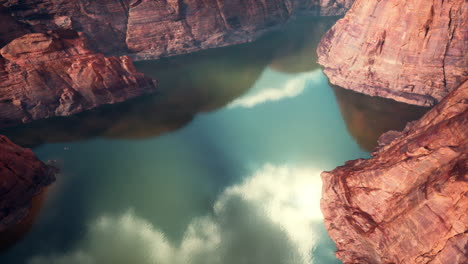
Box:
321;80;467;263
318;0;467;106
0;0;467;262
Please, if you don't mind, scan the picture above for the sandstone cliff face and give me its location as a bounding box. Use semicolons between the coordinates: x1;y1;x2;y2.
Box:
1;0;353;59
0;0;130;54
321;80;468;264
126;0;353;59
318;0;467;106
0;30;157;128
0;135;55;232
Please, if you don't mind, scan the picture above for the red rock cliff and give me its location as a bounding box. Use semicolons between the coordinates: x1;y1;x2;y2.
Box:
321;80;468;263
318;0;467;106
0;135;55;232
0;30;157;128
1;0;353;59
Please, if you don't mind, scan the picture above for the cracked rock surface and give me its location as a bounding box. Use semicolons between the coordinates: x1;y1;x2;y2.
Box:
0;135;55;232
321;80;468;264
317;0;467;106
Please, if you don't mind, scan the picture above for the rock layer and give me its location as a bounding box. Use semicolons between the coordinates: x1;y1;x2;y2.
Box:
0;30;157;128
321;80;468;263
1;0;353;59
0;135;55;232
318;0;467;106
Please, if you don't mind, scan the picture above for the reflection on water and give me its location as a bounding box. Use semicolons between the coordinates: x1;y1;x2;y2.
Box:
29;165;330;264
228;70;322;109
0;16;427;264
331;86;429;151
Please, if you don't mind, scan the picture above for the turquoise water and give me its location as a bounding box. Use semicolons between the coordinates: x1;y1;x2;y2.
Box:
0;17;427;264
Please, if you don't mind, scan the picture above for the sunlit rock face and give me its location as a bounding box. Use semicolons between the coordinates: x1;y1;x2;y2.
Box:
27;164;338;264
0;30;157;128
321;81;468;263
1;0;353;59
0;135;55;233
331;85;429;151
318;0;467;106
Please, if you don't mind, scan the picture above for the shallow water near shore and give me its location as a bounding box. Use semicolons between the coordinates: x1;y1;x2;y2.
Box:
0;16;428;264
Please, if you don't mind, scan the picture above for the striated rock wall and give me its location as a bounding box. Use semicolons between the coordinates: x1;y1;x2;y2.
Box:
0;135;55;232
0;30;157;128
318;0;467;106
125;0;353;60
1;0;353;59
126;0;294;59
0;0;130;54
321;80;468;263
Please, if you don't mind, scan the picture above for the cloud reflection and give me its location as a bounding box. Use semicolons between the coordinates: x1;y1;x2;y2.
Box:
28;164;335;264
228;69;322;109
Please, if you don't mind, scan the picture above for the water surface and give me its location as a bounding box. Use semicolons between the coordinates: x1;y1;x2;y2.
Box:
0;17;427;264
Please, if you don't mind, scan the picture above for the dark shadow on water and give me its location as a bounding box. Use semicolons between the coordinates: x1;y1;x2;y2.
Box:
0;190;46;251
331;85;430;151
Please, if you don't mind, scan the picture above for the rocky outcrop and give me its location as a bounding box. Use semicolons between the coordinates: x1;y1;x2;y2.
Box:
321;80;468;263
1;0;353;59
0;30;157;128
318;0;467;106
0;135;55;232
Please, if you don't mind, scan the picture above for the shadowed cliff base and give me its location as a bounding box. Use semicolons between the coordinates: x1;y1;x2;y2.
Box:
331;85;430;151
0;189;47;252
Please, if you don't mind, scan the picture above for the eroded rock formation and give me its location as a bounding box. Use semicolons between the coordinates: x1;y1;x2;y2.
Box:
0;135;55;232
0;30;157;128
321;80;468;263
318;0;467;106
1;0;353;59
